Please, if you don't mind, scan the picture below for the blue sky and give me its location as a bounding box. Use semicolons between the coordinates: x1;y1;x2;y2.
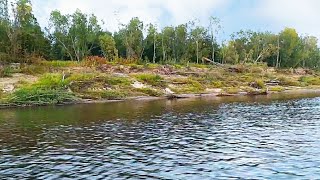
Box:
31;0;320;42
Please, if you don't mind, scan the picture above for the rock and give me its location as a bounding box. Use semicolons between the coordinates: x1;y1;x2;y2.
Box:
3;84;14;93
132;81;147;89
113;73;129;77
165;88;174;95
205;88;222;93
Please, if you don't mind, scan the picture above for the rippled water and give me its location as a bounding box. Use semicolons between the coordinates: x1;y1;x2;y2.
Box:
1;93;320;179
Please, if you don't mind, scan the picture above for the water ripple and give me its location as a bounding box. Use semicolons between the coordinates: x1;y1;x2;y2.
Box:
1;97;320;179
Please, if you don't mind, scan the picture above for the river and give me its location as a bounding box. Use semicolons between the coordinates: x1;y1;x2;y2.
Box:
1;92;320;179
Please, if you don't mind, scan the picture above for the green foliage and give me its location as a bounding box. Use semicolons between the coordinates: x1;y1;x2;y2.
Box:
269;86;285;92
42;61;78;68
278;76;301;86
134;74;165;87
84;90;127;100
99;34;118;60
34;73;68;89
299;76;320;85
255;79;266;89
0;66;14;77
137;88;163;97
20;64;49;75
224;87;240;94
9;88;76;105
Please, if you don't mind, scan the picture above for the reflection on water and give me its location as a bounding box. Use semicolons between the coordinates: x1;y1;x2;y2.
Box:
1;92;320;179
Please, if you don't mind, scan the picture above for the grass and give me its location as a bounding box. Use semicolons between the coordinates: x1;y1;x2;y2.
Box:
134;73;165;87
169;78;205;94
83;90;128;100
1;61;319;106
9;88;76;105
269;86;285;92
42;60;78;68
278;76;301;86
224;87;240;94
299;76;320;86
34;73;68;89
137;88;163;97
0;66;15;77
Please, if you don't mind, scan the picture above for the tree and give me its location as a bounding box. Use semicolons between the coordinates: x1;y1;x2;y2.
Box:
121;17;144;60
48;9;102;61
99;33;117;60
144;23;158;63
208;16;221;62
278;28;300;68
190;21;208;64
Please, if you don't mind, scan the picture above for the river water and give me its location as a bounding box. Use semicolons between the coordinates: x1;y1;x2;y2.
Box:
1;93;320;179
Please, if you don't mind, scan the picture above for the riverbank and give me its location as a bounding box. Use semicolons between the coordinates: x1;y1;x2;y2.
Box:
1;61;320;108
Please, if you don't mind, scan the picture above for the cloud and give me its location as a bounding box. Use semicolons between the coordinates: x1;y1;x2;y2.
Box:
32;0;230;32
255;0;320;37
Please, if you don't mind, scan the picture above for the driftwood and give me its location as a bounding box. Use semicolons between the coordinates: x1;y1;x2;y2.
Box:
202;57;224;67
265;80;280;86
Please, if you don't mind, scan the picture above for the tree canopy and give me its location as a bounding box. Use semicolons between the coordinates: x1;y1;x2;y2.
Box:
0;0;319;69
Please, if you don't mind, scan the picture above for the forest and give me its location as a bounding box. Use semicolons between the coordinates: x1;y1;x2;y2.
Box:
0;0;319;68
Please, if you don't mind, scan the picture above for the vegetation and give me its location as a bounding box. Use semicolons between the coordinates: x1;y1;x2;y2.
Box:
0;1;319;107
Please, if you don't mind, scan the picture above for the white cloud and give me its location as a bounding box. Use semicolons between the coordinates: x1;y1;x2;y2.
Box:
32;0;229;32
255;0;320;37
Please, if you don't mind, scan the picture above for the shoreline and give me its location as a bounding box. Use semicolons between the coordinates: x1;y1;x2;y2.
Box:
2;87;320;109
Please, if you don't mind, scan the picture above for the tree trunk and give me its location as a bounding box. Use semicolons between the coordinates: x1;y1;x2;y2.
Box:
162;35;165;61
196;40;199;64
276;36;280;68
153;32;156;63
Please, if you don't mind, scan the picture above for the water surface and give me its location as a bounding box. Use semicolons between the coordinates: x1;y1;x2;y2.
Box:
1;93;320;179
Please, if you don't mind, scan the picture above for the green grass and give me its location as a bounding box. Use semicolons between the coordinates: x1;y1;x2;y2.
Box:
9;88;76;105
278;76;301;86
0;66;15;77
137;88;163;96
224;87;240;94
42;60;78;68
299;76;320;86
84;90;127;100
134;73;165;87
269;86;285;92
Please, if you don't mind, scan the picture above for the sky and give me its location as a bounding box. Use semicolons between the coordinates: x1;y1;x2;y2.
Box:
31;0;320;42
